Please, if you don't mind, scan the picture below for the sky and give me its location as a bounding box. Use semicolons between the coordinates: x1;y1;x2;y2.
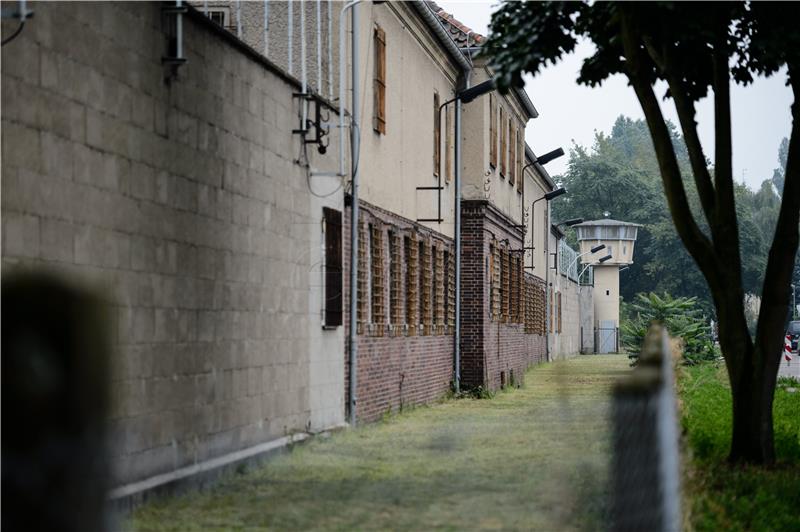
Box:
438;1;794;190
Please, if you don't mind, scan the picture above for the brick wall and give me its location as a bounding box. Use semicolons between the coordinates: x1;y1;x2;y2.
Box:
461;200;545;391
1;2;345;487
344;200;455;422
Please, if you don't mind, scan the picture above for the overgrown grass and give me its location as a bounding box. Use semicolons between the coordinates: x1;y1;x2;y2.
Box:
678;362;800;531
127;355;629;531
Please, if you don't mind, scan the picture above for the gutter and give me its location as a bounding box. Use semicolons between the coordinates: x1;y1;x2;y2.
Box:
410;1;472;74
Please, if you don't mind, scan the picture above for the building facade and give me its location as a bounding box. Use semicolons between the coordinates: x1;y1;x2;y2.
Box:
1;0;590;500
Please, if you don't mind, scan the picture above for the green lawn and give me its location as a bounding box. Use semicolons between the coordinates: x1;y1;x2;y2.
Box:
678;362;800;532
127;355;630;531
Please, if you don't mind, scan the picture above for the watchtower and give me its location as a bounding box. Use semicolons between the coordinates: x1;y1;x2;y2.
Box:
574;219;641;352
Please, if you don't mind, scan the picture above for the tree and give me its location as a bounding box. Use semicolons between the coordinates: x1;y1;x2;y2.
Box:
483;2;800;465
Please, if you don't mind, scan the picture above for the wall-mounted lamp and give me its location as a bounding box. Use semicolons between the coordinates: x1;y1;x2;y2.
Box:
556;217;583;227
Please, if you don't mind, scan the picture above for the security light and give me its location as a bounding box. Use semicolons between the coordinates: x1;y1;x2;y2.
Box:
590;244;606;253
544;187;566;201
598;254;612;263
536;148;565;166
457;78;496;104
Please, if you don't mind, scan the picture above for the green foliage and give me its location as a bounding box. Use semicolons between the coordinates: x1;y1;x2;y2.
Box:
622;292;716;365
546;117;787;313
679;363;800;531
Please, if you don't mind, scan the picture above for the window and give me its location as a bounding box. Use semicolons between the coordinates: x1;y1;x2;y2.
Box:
499;106;506;176
445;105;454;183
389;231;402;327
433;92;440;177
489;94;497;168
444;250;452;329
206;9;228;28
405;236;417;333
509;121;516;186
370;224;385;331
418;240;425;329
373;25;386;134
323;208;342;327
501;249;510;322
517;130;524;193
557;292;562;333
431;246;442;327
357;223;369;333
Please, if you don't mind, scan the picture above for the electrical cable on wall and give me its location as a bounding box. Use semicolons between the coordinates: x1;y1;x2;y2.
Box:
1;20;25;46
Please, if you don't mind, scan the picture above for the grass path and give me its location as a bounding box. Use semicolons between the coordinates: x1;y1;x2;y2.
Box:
129;355;630;531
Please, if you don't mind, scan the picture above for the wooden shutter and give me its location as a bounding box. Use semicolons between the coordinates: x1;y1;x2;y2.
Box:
509;122;516;186
373;25;386;134
489;94;497;168
499;106;506;176
517;131;524;193
445;105;453;183
323;208;342;327
433;92;440;177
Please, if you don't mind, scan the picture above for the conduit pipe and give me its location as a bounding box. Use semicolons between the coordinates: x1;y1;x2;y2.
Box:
301;0;307;125
341;0;363;426
327;0;333;100
316;0;322;93
264;0;269;57
288;0;293;75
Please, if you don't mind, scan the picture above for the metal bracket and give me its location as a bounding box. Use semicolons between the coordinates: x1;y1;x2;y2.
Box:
293;93;330;155
416;185;444;224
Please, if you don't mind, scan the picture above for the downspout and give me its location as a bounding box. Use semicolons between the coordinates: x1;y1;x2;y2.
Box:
347;1;360;426
454;73;466;392
545;203;551;362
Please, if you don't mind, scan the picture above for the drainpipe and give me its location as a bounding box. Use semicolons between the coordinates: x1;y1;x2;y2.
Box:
453;73;466;392
347;1;360;426
545;203;551;362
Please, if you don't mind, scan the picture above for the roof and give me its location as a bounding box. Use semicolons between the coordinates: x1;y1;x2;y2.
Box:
426;2;539;120
426;1;485;48
573;219;643;228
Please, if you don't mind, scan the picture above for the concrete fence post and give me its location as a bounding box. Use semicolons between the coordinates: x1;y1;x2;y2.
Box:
610;325;681;532
2;273;111;532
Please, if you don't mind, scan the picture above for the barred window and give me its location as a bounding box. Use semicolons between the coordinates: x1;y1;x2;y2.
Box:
371;225;385;331
501;248;510;322
405;235;418;334
357;223;369;333
389;231;402;327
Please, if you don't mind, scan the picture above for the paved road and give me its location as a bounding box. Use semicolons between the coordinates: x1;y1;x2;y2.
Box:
128;355;630;531
778;354;800;380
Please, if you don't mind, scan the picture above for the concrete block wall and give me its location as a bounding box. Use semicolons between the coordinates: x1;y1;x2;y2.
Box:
552;276;581;359
1;1;344;487
343;200;455;422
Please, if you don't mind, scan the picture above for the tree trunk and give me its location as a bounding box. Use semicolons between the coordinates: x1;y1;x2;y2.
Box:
727;343;777;464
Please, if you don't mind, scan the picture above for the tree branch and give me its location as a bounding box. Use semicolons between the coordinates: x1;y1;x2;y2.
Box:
650;39;717;227
619;11;720;287
711;31;744;282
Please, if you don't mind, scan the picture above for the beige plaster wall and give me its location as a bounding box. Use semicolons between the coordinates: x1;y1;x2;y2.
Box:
350;2;460;238
578;237;636;265
461;65;528;225
594;265;620;326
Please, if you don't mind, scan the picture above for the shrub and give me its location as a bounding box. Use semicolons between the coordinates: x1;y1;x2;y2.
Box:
622;292;716;365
